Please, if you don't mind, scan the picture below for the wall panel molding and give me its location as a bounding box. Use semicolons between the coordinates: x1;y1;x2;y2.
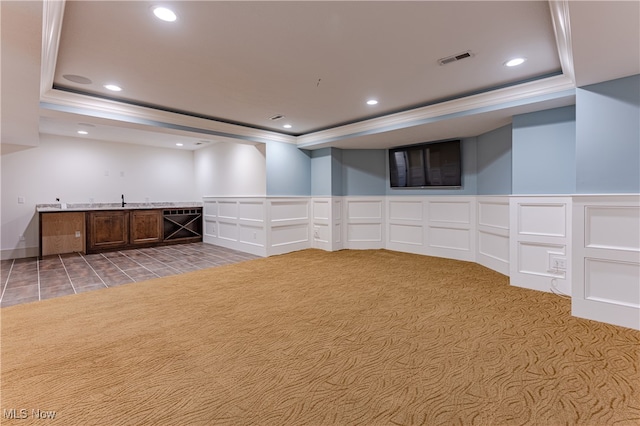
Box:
202;197;310;257
573;195;640;330
426;197;476;262
510;196;572;294
477;197;510;275
344;197;385;249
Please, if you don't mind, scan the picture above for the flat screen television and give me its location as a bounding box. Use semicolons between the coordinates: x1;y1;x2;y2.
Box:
389;139;462;188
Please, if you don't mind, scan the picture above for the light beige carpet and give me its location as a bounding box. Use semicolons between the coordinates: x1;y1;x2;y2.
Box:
1;249;639;425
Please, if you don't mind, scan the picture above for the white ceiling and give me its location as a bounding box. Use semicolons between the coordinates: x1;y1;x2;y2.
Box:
2;1;639;152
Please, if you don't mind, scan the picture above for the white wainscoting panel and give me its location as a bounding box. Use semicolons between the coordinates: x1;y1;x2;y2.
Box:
476;197;510;275
518;203;567;237
389;224;423;246
333;199;343;250
510;197;571;294
425;197;476;261
585;207;640;251
238;202;264;223
271;224;309;247
239;224;265;247
344;198;384;249
203;199;218;239
517;242;566;278
218;201;239;220
311;197;344;251
573;195;640;330
271;200;309;222
386;198;425;255
202;197;268;256
218;220;239;242
584;259;639;308
267;198;311;256
312;198;331;250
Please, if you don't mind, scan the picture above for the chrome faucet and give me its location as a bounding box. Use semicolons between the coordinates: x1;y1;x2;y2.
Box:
121;194;126;208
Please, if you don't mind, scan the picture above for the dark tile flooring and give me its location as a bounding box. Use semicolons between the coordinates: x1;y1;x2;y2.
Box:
0;243;259;308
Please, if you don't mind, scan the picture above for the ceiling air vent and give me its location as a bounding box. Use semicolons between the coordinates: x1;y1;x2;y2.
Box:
438;50;474;66
269;114;285;121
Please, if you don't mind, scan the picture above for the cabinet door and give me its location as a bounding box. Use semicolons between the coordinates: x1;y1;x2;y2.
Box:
88;210;129;251
40;212;86;256
130;210;163;245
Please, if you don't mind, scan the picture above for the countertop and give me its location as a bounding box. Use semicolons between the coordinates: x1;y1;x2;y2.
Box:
36;202;203;213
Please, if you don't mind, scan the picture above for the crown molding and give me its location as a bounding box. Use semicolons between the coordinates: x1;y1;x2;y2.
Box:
548;0;575;84
39;0;295;146
38;0;578;150
40;0;65;99
40;89;297;145
296;74;576;148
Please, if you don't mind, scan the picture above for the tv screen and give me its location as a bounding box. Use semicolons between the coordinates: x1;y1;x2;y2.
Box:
389;140;462;188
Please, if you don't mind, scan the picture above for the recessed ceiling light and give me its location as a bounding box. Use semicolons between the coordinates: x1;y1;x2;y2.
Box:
505;57;526;67
153;6;177;22
77;130;88;135
283;124;292;129
366;99;378;105
103;84;122;91
176;143;184;147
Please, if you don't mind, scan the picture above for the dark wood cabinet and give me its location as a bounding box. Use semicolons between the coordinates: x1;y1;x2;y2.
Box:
163;209;203;243
87;210;129;252
83;207;202;254
130;209;163;245
40;207;202;256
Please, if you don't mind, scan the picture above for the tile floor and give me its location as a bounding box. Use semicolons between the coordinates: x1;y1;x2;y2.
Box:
0;243;259;308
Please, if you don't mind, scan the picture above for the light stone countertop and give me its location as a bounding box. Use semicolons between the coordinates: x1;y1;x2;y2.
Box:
36;202;203;212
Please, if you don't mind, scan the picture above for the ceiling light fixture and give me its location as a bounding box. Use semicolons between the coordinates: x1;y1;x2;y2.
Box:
153;6;177;22
366;100;378;105
77;130;88;135
176;143;184;147
504;57;526;67
283;124;292;129
103;84;122;92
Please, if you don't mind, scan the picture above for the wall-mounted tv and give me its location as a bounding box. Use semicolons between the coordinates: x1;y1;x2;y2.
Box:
389;139;462;188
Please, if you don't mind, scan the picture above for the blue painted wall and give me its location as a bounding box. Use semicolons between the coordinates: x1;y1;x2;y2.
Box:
385;138;478;196
477;124;512;195
331;148;344;196
267;75;640;197
266;141;311;196
311;148;344;196
341;150;387;196
311;148;332;196
512;106;576;194
576;74;640;193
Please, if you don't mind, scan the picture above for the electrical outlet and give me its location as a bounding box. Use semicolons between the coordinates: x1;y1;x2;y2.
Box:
314;227;320;239
17;196;25;204
549;255;567;271
75;231;81;238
